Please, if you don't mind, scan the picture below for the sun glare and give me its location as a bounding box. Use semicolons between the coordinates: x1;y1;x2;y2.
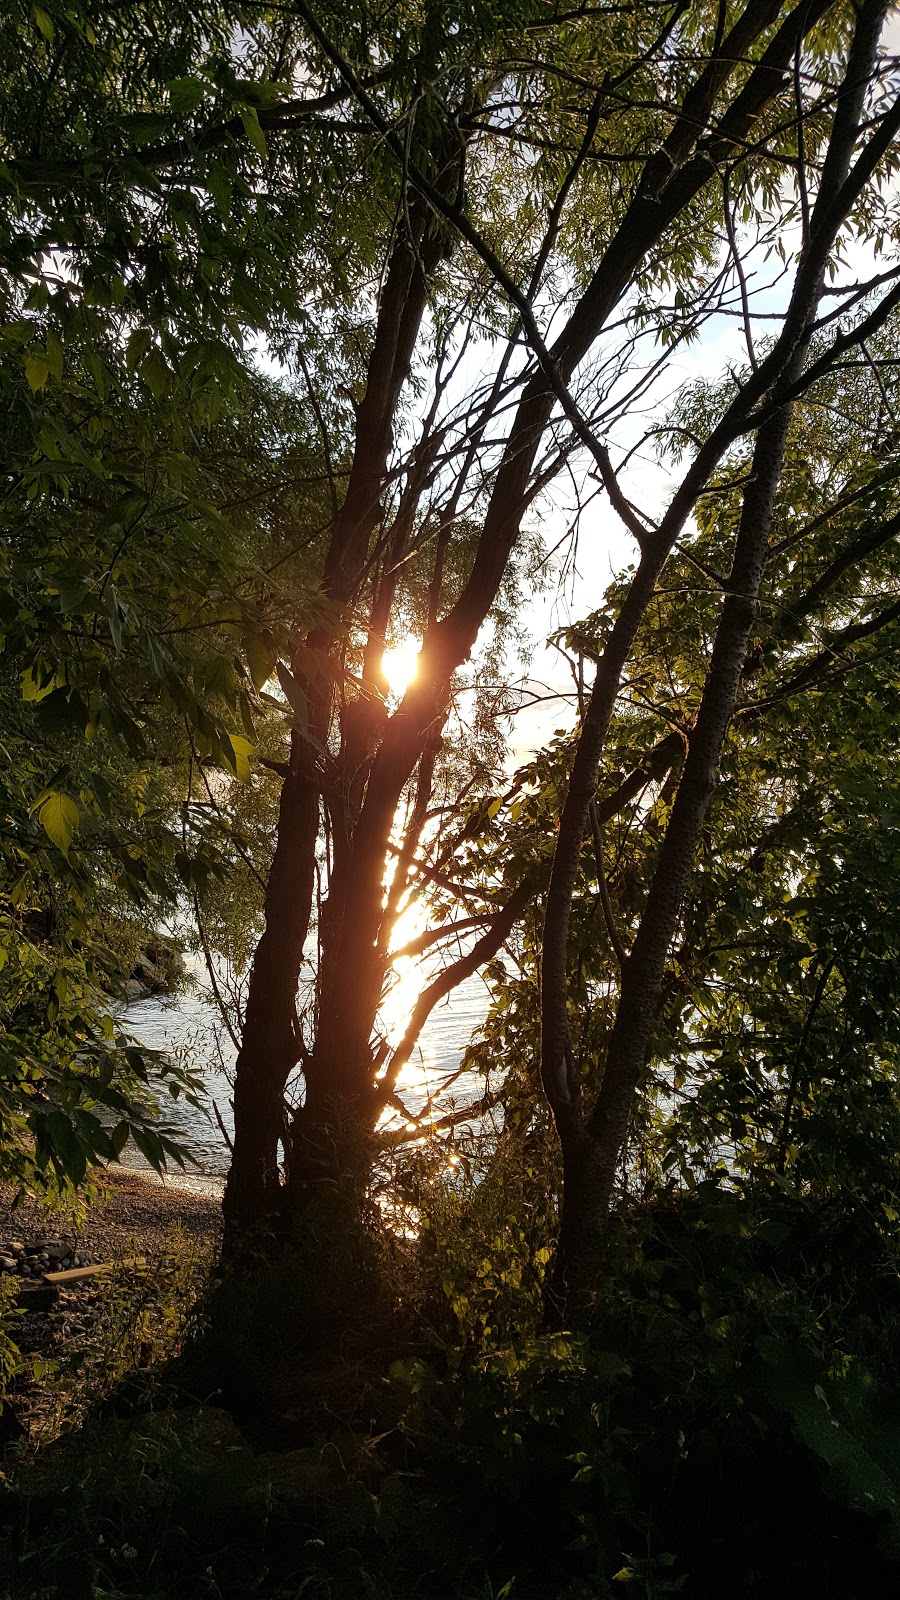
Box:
382;639;420;699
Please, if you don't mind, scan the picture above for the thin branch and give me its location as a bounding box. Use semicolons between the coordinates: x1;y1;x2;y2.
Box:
722;167;758;371
296;343;340;519
589;798;628;968
379;879;533;1102
775;950;839;1173
212;1099;235;1156
382;1088;505;1147
192;889;243;1056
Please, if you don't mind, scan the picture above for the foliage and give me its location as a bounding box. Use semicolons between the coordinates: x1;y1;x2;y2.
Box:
2;3;900;1596
0;0;356;1193
35;1228;214;1442
6;1182;900;1598
0;1276;23;1404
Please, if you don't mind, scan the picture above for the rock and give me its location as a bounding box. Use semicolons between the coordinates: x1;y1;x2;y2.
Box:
8;1242;25;1256
47;1243;68;1260
0;1257;15;1271
133;954;166;990
141;937;186;990
121;937;186;1001
17;1281;54;1309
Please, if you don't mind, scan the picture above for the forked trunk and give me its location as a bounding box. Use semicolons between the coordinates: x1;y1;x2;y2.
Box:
222;132;469;1245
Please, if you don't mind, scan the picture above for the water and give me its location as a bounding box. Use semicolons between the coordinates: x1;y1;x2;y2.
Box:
121;954;491;1177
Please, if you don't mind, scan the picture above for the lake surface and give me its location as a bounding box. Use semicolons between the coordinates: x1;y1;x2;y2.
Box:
122;953;491;1177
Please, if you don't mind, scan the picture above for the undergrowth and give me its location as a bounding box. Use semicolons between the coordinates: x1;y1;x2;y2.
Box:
2;1180;900;1599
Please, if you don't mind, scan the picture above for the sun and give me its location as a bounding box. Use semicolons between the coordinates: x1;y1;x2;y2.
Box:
381;638;420;699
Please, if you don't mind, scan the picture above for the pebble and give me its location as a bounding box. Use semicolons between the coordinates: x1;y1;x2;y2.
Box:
0;1237;92;1275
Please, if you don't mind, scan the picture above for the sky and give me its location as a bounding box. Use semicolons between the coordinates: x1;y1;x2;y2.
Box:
502;11;900;768
257;11;900;776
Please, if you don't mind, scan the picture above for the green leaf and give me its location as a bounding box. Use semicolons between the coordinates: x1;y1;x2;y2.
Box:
39;791;79;854
239;106;268;161
45;330;64;382
167;75;207;115
33;6;54;41
759;1338;900;1552
109;1122;130;1158
139;347;170;399
227;733;253;782
25;350;50;392
56;577;92;615
208;162;232;220
276;660;306;718
122;112;170;146
102;588;126;651
3;319;35;345
125;327;153;371
90;771;113;816
245;632;277;689
21;667;59;702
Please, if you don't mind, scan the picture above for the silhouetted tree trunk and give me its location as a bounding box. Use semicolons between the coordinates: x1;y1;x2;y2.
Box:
223;186;459;1237
541;0;894;1314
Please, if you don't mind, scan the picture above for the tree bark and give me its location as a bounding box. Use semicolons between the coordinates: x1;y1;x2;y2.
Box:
223;184;456;1239
223;745;318;1232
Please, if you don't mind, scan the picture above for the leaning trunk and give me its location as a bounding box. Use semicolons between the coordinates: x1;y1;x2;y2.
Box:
544;0;889;1312
223;742;318;1239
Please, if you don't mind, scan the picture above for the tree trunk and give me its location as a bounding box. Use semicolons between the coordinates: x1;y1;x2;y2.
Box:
545;0;891;1310
223;185;456;1240
222;738;317;1239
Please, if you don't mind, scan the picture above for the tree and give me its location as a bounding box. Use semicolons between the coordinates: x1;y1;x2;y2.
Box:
0;0;348;1192
468;306;900;1247
221;0;900;1292
535;0;900;1307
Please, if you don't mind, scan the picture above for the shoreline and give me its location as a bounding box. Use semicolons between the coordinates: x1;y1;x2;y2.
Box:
117;1160;226;1198
1;1164;223;1268
1;1167;223;1442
